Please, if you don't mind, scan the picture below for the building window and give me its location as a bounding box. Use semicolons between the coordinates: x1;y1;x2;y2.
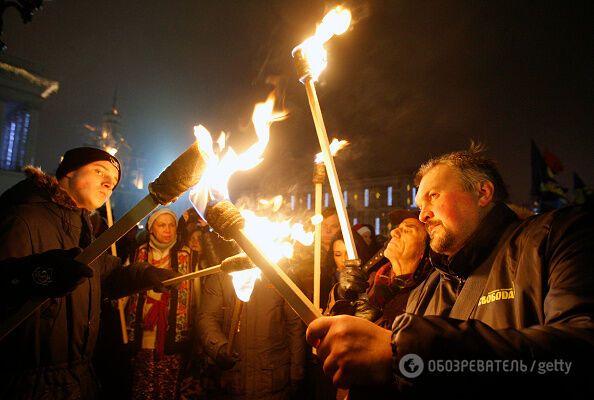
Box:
364;189;369;207
307;193;311;210
387;186;393;206
343;190;348;207
291;194;295;210
1;103;31;171
374;217;380;235
324;192;329;208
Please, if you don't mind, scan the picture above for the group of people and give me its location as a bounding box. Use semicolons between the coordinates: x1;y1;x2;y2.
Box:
0;143;592;399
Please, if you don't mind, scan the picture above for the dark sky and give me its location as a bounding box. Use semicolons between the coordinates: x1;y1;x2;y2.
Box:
3;0;593;207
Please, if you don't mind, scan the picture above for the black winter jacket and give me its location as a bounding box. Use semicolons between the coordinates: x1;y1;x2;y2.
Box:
388;203;594;398
0;167;150;399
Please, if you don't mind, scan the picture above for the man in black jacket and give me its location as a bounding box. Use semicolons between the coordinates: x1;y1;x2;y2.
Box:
306;144;594;398
0;147;178;399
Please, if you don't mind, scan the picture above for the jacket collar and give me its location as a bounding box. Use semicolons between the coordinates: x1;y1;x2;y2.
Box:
430;202;519;279
5;166;80;210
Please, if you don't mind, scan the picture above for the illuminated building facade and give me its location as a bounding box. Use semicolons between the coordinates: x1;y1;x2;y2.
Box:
0;55;57;193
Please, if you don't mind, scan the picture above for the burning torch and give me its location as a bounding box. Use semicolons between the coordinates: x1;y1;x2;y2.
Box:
292;6;359;267
187;91;322;325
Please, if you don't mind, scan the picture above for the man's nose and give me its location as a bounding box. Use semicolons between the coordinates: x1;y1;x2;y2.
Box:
419;208;433;223
102;178;114;190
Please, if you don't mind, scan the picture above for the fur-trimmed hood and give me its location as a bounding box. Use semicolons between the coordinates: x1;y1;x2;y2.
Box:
0;165;79;211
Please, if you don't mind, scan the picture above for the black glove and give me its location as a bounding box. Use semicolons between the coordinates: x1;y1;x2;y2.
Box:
215;344;240;370
337;266;369;301
5;248;94;298
353;299;382;322
141;265;181;292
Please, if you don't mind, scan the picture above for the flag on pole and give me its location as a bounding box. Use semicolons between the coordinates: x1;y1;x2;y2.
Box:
530;140;567;212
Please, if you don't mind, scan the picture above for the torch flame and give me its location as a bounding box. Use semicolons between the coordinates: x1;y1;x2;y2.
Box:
229;267;262;302
315;138;349;163
241;209;314;263
189;92;311;300
189;91;285;217
294;6;352;81
216;132;226;152
258;195;284;213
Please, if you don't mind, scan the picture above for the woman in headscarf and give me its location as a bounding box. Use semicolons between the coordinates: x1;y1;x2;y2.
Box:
126;207;199;399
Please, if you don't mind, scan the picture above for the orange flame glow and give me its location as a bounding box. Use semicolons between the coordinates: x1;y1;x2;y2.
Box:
229;267;262;302
241;209;314;263
314;138;349;163
294;6;352;81
189;92;313;301
190;91;285;214
258;195;284;213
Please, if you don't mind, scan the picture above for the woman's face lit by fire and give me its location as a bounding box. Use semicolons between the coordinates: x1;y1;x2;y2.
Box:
333;239;348;272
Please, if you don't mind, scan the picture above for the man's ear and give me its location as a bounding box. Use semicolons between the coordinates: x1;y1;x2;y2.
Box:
477;180;495;207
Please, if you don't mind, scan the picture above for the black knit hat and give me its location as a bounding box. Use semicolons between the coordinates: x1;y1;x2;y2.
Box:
56;147;121;188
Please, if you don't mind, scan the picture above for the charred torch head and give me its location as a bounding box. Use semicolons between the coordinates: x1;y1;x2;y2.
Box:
220;252;255;273
204;200;245;240
149;143;207;205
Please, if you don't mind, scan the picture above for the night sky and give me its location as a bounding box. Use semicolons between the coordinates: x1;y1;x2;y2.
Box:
2;0;593;208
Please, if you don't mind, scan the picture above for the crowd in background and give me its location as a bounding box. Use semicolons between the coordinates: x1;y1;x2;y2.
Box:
89;201;431;400
2;144;592;400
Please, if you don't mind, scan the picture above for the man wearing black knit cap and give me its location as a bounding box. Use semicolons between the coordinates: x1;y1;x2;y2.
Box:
0;147;179;399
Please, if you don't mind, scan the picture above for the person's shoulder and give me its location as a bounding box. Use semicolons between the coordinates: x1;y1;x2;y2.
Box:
520;206;592;229
510;206;593;248
1;166;78;212
0;195;63;225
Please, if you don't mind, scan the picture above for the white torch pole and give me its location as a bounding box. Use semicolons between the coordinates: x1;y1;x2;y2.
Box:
302;76;358;261
312;163;325;311
104;197;129;344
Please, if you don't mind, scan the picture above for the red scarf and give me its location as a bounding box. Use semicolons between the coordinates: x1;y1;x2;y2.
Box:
143;292;170;360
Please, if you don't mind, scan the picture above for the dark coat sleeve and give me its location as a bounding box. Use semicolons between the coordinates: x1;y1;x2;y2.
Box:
283;301;306;382
390;207;594;394
197;274;229;359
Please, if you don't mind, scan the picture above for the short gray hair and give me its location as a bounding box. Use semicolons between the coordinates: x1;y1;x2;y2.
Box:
414;142;509;203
